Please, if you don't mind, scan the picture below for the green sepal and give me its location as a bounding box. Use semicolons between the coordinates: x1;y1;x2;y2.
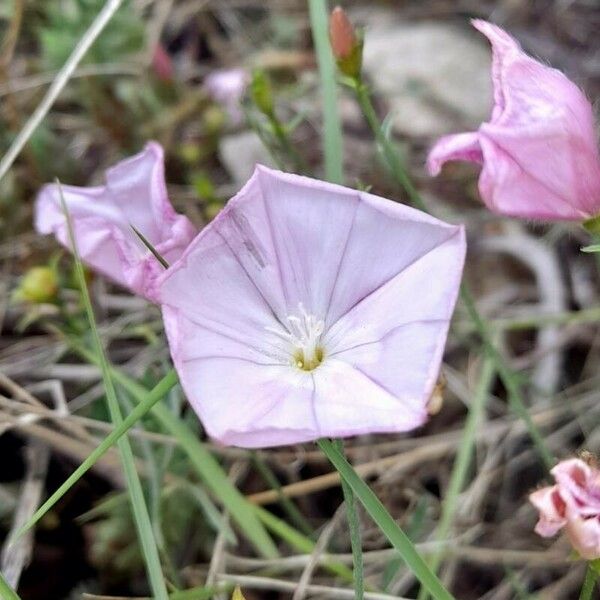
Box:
583;214;600;235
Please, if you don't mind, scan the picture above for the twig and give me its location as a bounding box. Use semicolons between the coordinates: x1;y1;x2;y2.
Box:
217;574;408;600
1;442;50;589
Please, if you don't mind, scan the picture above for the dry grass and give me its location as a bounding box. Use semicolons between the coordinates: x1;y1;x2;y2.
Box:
1;0;599;598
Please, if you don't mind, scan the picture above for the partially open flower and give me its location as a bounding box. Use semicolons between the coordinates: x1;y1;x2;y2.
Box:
530;458;600;559
158;166;466;448
427;20;600;222
34;143;196;302
204;68;249;126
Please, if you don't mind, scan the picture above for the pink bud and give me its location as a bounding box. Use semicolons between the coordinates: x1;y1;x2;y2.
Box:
152;44;174;82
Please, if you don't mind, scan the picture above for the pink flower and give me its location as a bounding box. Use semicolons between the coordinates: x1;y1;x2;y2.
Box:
158;166;466;448
204;68;249;125
427;20;600;221
530;458;600;559
35;142;197;302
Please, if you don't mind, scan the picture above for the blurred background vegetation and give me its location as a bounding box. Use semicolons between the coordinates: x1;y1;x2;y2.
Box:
1;1;600;598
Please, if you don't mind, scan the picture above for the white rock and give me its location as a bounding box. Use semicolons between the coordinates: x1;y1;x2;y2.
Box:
219;130;276;185
357;11;492;137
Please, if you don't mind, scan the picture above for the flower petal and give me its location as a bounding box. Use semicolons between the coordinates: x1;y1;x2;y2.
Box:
324;227;465;407
529;486;568;537
566;517;600;560
426;132;483;176
34;142;196;300
323;190;464;326
159;225;289;363
312;359;427;437
427;20;600;221
164;306;319;447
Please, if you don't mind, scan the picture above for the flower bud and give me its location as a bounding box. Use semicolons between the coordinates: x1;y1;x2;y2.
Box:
14;266;58;304
329;7;363;79
250;69;274;117
151;44;174;82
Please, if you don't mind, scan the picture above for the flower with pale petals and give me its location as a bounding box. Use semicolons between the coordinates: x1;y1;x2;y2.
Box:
204;68;249;126
530;458;600;560
35;142;196;302
158;166;466;448
427;20;600;222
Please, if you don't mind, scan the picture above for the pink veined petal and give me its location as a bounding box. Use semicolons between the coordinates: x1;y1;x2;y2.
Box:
529;486;568;538
254;166;463;326
324;228;465;408
477;128;590;220
426;132;483;176
163;304;318;447
311;359;427;437
34;142;196;301
254;166;361;319
158;165;467;448
427;19;600;221
158;224;289;363
323;188;463;327
551;459;600;517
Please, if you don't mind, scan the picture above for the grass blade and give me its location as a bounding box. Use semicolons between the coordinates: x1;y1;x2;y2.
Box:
254;506;354;582
80;355;279;560
15;370;178;539
0;572;21;600
317;439;455;600
58;183;169;599
308;0;343;184
334;439;364;600
460;286;554;469
418;355;496;600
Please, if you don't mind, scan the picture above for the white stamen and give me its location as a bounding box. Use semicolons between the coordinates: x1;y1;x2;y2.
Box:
265;303;325;370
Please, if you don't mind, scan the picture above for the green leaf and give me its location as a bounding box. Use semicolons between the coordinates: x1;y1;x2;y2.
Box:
334;439;364;600
581;244;600;253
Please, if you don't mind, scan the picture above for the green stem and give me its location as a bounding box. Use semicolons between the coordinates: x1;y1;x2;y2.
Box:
350;77;554;470
579;564;598;600
334;440;364;600
354;81;424;210
460;286;554;470
269;114;308;174
251;452;314;538
318;439;455;600
0;573;21;600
